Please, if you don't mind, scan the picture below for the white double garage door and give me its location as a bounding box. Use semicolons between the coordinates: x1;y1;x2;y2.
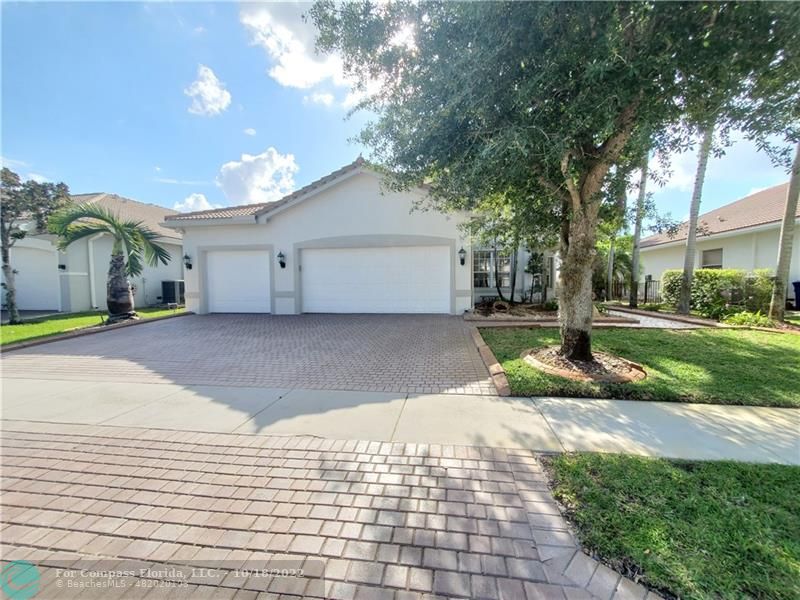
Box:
206;246;451;314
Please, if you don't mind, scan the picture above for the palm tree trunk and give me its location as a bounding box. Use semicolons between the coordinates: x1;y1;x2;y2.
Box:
629;154;649;307
107;253;134;319
509;247;518;303
1;235;21;324
678;124;714;314
606;237;616;301
769;141;800;322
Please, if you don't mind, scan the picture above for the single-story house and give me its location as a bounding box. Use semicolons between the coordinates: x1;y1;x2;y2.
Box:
164;158;557;315
2;193;184;312
640;182;800;303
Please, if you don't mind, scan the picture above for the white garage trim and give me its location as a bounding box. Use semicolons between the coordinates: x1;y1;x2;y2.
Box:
198;245;274;313
300;243;453;314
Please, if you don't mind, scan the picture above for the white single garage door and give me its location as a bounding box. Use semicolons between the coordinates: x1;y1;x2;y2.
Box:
206;250;270;313
301;246;451;313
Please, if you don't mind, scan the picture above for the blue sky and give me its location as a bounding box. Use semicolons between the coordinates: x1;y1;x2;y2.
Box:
1;2;793;230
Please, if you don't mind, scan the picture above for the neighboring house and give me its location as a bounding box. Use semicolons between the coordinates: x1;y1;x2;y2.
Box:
640;182;800;302
2;193;184;312
164;158;557;315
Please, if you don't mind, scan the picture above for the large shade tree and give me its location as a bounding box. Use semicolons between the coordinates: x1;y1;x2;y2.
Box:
312;1;800;359
0;168;70;324
49;203;171;321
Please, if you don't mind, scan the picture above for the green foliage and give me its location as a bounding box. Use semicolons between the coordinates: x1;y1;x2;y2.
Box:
543;300;559;312
49;203;171;277
547;454;800;599
690;269;746;319
0;168;70;242
744;269;774;313
661;270;683;308
663;268;773;319
640;303;665;312
480;327;800;407
722;310;775;328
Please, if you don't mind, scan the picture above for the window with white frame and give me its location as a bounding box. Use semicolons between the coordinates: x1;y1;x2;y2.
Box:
701;248;723;269
473;250;511;288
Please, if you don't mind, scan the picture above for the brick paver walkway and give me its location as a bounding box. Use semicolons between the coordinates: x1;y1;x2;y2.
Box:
1;314;495;395
0;422;655;599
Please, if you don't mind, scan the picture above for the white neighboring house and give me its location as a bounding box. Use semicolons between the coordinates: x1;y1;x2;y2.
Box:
2;193;184;313
640;182;800;304
163;159;558;315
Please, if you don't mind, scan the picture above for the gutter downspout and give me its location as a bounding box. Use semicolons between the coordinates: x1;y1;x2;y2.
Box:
87;233;104;310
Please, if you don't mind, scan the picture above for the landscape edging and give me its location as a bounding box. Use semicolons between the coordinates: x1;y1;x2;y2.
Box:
470;327;511;396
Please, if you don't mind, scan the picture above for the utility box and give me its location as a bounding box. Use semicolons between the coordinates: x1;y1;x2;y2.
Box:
161;280;185;305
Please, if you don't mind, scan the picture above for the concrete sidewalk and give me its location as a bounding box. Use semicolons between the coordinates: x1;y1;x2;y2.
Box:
2;378;797;464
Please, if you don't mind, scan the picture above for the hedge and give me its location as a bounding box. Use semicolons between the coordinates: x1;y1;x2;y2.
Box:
661;268;773;319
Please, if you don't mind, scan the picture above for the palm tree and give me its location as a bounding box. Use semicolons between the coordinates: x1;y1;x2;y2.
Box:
49;203;171;321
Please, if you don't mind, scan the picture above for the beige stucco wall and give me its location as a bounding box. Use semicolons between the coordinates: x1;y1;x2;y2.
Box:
177;171;473;315
640;222;800;301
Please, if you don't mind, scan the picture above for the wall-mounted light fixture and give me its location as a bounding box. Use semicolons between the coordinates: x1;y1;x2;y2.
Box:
183;254;192;270
458;247;466;266
277;251;286;269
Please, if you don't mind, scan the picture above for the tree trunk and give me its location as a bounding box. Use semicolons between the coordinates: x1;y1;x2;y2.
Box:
559;215;597;361
629;155;649;308
678;124;714;314
1;236;21;324
606;237;616;301
107;253;135;319
493;246;507;302
769;141;800;322
509;248;518;303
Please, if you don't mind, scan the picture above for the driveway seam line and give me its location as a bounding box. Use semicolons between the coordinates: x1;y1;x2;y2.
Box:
230;391;290;433
529;397;567;453
389;393;410;441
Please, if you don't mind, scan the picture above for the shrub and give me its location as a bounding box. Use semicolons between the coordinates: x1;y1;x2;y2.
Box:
595;303;608;314
641;302;665;312
691;269;746;319
744;269;774;313
543;299;559;311
662;270;683;307
722;310;775;327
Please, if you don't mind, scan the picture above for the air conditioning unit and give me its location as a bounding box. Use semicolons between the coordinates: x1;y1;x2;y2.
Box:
161;280;185;305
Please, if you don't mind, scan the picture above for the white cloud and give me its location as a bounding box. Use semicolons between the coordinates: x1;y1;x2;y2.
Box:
1;156;29;169
27;172;49;183
155;177;211;185
243;128;257;136
217;147;298;204
303;92;334;107
184;64;232;116
240;4;347;90
154;166;162;172
193;25;206;34
173;193;220;213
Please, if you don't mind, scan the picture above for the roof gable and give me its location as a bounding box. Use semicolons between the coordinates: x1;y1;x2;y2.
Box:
71;193;182;241
164;157;374;224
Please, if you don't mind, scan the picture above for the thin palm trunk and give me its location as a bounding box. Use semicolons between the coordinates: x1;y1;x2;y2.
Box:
509;247;518;303
606;237;616;301
768;141;800;321
629;155;649;307
1;239;20;324
678;124;714;314
107;253;135;318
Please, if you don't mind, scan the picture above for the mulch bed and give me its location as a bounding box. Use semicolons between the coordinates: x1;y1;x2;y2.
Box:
521;345;647;383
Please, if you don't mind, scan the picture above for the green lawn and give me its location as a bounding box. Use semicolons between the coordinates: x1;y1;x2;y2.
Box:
786;313;800;326
0;307;186;346
545;453;800;600
480;327;800;407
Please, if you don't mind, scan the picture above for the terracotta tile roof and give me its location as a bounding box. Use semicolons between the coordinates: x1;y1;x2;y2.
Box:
71;193;182;241
165;157;366;223
640;182;796;248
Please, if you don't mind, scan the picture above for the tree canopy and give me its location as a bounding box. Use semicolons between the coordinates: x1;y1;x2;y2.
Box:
311;1;800;358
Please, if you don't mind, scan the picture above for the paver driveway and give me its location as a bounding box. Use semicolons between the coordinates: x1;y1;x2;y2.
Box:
1;314;494;395
0;421;653;599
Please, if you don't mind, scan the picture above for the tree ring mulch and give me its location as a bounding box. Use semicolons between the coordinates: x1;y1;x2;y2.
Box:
521;346;646;383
